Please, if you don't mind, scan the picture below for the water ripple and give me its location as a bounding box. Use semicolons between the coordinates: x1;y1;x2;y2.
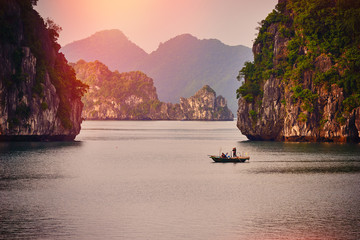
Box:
250;165;360;174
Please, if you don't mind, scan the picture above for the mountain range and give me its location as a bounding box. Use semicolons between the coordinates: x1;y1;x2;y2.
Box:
61;29;252;113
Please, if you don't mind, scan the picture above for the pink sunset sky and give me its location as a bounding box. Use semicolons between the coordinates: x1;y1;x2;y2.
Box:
35;0;278;53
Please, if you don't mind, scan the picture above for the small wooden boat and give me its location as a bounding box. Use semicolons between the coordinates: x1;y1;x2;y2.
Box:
210;155;250;163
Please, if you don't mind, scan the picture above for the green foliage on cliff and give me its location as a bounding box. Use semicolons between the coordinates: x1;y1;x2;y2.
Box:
237;0;360;113
72;60;160;118
237;2;291;102
291;84;318;112
249;110;258;121
73;60;157;101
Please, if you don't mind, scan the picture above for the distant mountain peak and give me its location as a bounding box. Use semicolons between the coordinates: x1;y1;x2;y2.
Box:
64;29;129;48
196;85;216;96
171;33;198;41
61;29;147;72
156;34;199;50
89;29;128;40
155;33;236;54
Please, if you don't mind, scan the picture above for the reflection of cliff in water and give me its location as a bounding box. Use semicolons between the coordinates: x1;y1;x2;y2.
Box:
235;141;360;174
238;140;360;156
0;141;82;191
0;203;67;240
0;141;82;155
251;165;360;174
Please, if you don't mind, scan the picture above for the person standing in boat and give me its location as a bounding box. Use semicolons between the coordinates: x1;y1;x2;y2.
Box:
232;147;237;157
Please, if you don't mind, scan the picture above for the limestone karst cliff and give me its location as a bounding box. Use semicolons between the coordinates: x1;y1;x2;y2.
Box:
73;60;233;120
179;85;233;121
237;0;360;142
0;0;87;140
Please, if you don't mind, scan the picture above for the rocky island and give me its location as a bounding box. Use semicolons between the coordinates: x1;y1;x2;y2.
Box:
237;0;360;142
72;60;233;121
0;0;87;141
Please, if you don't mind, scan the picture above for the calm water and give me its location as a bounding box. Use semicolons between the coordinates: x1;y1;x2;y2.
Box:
1;121;360;240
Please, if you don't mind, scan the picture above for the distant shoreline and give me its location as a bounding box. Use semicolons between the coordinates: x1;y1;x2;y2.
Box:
82;119;235;122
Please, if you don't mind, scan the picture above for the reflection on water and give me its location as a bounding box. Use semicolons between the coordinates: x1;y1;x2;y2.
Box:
0;121;359;240
236;140;360;176
251;164;360;174
239;140;360;157
0;141;82;154
0;141;81;192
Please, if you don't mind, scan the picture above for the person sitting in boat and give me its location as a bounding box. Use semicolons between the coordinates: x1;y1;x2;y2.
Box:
232;147;237;157
221;153;226;158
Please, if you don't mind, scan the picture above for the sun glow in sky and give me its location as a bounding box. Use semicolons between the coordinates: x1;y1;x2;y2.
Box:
35;0;277;53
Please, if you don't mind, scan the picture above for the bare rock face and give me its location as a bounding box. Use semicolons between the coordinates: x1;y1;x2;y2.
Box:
238;61;360;143
0;0;85;141
180;85;233;120
237;77;285;140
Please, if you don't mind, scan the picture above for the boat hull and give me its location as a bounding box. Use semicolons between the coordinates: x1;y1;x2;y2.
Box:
210;156;250;163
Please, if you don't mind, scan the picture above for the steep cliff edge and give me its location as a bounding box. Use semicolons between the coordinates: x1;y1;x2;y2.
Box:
0;0;87;140
73;60;233;120
237;0;360;142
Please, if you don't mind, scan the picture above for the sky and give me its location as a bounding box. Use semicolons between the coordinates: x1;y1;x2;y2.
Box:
35;0;278;53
